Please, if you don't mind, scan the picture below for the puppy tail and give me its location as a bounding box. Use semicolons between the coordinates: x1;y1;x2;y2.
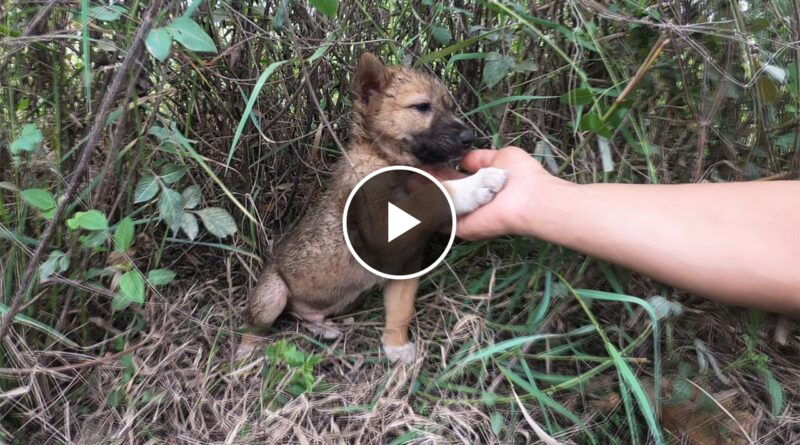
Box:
236;265;290;359
247;264;289;328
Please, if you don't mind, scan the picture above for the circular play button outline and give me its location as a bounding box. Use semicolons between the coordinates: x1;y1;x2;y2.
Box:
342;166;457;280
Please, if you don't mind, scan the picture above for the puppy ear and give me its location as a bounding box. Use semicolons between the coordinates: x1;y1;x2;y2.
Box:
353;53;387;102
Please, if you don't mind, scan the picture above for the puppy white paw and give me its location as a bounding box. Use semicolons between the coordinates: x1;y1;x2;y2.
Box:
471;167;507;207
446;167;508;214
304;321;342;340
383;342;416;364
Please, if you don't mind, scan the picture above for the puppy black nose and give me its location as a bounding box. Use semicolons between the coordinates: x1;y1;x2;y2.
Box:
459;129;475;146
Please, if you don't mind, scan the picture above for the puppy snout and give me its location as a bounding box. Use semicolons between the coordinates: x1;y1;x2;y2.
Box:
458;129;475;147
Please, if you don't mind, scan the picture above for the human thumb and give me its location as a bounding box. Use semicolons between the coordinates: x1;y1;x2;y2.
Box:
461;149;499;173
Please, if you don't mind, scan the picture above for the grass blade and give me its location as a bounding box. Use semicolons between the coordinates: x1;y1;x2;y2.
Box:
0;303;78;348
500;365;596;443
227;60;288;166
81;0;91;111
464;95;557;117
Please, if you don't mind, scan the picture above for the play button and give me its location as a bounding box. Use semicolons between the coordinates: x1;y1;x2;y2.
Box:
387;202;420;243
342;166;456;280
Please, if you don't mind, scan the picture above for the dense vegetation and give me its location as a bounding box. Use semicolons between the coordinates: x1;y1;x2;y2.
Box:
1;0;798;443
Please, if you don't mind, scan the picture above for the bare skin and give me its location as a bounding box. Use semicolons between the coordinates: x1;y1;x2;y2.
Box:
426;146;800;313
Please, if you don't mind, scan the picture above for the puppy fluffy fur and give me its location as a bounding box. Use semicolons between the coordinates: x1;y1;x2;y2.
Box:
239;54;506;363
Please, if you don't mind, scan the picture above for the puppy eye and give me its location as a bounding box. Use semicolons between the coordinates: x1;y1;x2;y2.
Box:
411;103;431;112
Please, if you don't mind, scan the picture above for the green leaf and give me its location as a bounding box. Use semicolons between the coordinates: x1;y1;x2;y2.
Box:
183;0;204;18
160;164;187;184
419;29;502;65
105;108;123;126
308;39;333;64
79;230;109;248
148;126;172;141
431;25;452;45
119;353;135;370
21;188;57;219
158;188;184;233
134;175;159;203
111;294;131;312
490;411;503;436
165;17;218;53
10;124;43;155
196;207;237;238
21;188;55;211
145;28;172;62
106;387;124;407
119;270;145;304
181;185;201;209
166;123;194;150
579;113;611;138
66;210;108;231
40;250;69;280
58;252;70;273
114;217;135;252
147;268;176;286
482;52;510;89
181;212;199;240
512;60;538;72
446;52;486;69
89;5;126;21
560;87;594;106
775;132;798;153
749;17;770;32
309;0;338;17
761;369;784;416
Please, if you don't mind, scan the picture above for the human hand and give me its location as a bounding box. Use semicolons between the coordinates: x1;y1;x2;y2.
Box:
423;146;566;240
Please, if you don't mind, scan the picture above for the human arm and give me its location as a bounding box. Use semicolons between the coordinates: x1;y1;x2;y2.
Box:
443;147;800;313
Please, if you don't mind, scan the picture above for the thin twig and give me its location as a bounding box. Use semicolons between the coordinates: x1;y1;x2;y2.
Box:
601;36;671;123
91;59;147;209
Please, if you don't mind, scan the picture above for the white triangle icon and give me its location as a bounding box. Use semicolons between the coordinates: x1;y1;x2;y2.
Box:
387;202;421;243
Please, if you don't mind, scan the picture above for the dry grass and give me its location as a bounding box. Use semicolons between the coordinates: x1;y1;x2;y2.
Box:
5;270;799;443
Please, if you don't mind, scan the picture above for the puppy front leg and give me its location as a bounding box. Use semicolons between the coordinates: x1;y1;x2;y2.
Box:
382;277;419;364
444;167;508;215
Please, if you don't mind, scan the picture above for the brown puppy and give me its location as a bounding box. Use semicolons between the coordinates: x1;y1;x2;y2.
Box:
239;53;507;363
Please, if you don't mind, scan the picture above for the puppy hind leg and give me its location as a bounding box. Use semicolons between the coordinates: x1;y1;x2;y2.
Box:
236;267;289;359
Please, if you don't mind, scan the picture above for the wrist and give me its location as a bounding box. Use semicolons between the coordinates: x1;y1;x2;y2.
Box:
515;177;582;242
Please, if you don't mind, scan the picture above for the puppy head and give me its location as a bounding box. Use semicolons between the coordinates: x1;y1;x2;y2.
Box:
352;53;474;165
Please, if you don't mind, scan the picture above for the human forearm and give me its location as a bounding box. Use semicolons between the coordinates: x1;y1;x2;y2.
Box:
523;180;800;312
